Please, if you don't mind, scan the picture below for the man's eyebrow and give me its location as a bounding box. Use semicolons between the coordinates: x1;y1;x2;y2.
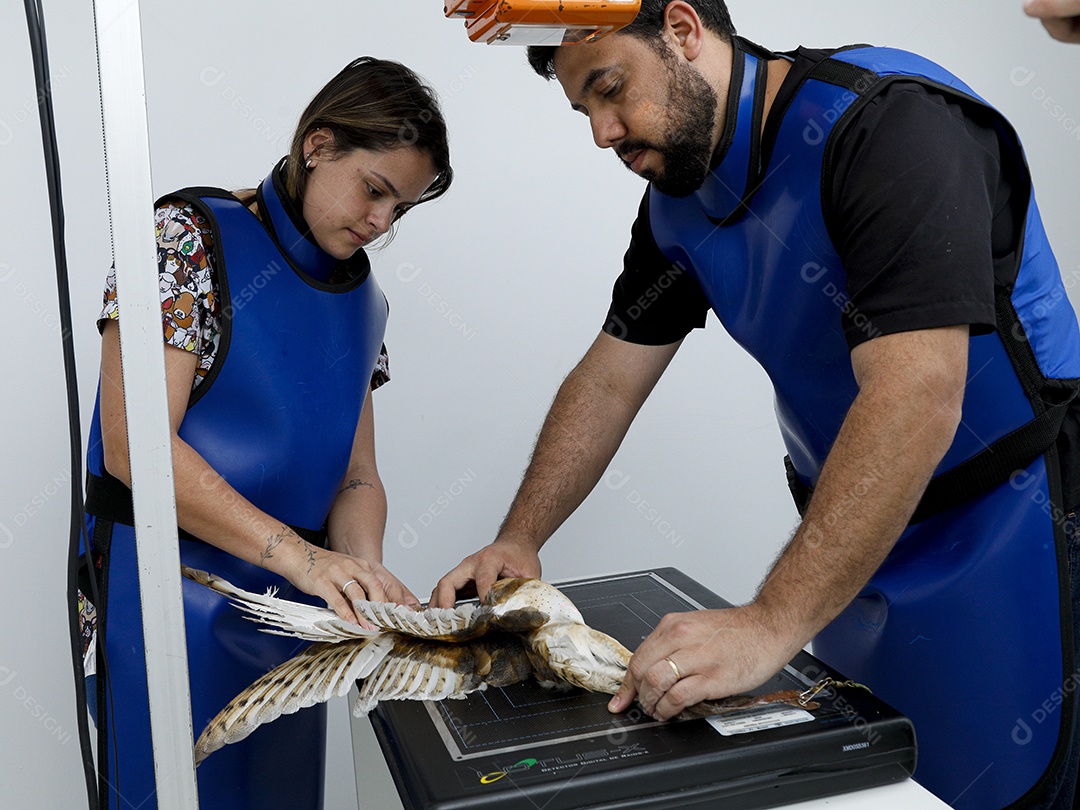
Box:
580;66;615;99
570;66;615;113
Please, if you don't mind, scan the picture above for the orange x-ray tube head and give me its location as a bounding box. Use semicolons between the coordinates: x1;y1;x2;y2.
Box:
445;0;641;46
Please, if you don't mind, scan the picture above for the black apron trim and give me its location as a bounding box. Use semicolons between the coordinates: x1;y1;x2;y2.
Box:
85;470;328;547
707;54;771;227
705;39;747;176
784;455;812;517
709;45;881;230
254;166;373;292
1008;441;1077;808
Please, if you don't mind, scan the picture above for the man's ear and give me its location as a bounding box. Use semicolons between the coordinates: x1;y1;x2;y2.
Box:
663;1;706;61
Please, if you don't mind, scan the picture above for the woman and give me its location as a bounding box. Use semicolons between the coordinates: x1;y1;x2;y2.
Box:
82;57;452;809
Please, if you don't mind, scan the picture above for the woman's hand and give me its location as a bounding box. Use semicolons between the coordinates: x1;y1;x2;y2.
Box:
266;530;420;625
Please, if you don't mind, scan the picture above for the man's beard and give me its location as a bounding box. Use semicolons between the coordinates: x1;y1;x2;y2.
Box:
620;57;719;197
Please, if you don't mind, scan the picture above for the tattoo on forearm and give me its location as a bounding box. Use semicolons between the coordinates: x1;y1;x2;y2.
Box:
304;541;319;573
259;530;288;566
339;479;375;494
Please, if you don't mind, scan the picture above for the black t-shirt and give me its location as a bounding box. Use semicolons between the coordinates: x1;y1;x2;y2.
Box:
603;49;1080;509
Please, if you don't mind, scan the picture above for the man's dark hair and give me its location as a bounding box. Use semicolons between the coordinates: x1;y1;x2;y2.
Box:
526;0;736;79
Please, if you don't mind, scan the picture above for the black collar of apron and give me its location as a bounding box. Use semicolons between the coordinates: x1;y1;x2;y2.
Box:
697;37;774;226
256;157;351;284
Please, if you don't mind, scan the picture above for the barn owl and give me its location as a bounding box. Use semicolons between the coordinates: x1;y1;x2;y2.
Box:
182;567;815;764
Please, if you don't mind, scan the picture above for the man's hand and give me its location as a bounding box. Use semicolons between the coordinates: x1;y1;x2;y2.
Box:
429;538;541;608
608;605;797;720
430;333;681;609
1025;0;1080;42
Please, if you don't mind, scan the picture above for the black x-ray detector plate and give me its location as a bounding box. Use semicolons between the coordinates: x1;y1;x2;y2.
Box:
368;568;916;809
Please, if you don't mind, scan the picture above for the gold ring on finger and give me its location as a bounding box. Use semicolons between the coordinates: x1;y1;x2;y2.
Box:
664;657;680;681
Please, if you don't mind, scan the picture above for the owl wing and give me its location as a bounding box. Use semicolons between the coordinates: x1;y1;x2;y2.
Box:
352;634;536;716
182;565;493;642
353;578;554;641
182;566;378;643
351;598;490;641
194;634;396;763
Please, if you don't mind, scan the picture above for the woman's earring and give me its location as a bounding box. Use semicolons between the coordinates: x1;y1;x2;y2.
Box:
304;152;314;171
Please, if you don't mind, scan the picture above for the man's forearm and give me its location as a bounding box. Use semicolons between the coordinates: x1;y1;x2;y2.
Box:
499;333;681;550
754;327;968;650
499;360;637;547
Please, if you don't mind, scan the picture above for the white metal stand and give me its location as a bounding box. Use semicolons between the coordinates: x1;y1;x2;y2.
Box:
93;0;199;805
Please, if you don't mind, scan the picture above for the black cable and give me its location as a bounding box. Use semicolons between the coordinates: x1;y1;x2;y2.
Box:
22;0;100;806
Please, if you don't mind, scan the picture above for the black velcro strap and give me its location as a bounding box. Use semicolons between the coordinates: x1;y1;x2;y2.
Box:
85;470;328;547
808;57;879;94
784;387;1077;525
910;394;1074;523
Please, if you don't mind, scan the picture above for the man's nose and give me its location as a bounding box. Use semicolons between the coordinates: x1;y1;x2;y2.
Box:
590;112;627;149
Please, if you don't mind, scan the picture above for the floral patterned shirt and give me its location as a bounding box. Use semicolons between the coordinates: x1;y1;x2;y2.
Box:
98;201;390;391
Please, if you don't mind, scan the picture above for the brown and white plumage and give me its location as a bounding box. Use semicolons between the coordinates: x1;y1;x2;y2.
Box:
181;567;816;765
181;566;383;643
194;635;395;762
181;567;633;763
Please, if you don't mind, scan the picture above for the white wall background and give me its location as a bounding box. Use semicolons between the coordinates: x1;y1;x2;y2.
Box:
3;1;1080;807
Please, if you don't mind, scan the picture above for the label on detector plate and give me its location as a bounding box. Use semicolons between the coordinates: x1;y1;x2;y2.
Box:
706;707;815;736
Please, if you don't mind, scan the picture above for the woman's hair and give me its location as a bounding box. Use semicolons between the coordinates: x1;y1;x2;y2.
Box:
285;57;453;223
526;0;736;80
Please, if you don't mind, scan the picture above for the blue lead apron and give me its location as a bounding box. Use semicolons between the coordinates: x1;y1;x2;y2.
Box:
83;161;388;810
649;40;1080;807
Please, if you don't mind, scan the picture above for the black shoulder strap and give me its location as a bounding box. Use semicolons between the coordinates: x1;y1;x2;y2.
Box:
157;186;239;207
807;56;879;93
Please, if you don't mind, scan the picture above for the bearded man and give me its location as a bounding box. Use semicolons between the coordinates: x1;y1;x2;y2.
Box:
433;3;1080;806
